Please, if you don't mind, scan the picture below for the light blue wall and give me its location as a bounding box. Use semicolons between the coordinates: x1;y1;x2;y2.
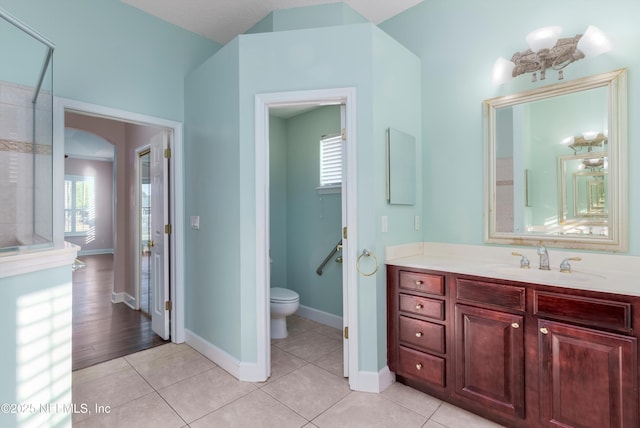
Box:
269;116;288;289
246;2;367;36
0;265;73;428
184;21;421;371
184;39;242;358
380;0;640;254
0;0;219;120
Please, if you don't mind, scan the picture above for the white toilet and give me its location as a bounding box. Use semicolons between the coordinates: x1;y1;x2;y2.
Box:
270;287;300;339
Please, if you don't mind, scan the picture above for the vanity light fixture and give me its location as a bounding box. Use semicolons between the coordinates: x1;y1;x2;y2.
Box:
562;131;608;154
492;25;611;85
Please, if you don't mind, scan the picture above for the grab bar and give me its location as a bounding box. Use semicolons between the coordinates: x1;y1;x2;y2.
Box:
316;240;342;276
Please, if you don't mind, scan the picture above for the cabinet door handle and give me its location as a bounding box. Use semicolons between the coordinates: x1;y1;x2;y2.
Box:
415;280;423;286
415;363;422;370
540;327;549;335
415;332;423;338
415;303;423;310
511;322;520;329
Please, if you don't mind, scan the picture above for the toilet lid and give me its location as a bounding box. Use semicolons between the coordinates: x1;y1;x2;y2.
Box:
270;287;299;302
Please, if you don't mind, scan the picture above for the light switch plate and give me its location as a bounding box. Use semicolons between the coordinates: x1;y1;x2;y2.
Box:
191;216;200;230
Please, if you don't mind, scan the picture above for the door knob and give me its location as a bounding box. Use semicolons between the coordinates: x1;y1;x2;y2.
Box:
148;240;155;248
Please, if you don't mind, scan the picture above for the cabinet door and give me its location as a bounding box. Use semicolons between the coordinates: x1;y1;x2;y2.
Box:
455;304;525;418
538;320;637;428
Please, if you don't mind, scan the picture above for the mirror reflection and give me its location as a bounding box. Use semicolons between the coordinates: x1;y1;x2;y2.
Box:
485;69;627;251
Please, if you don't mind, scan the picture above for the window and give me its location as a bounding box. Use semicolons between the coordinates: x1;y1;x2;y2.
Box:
319;133;343;189
64;175;95;235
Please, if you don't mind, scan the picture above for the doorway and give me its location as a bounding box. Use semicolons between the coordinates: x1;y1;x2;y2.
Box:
55;97;185;369
255;88;360;388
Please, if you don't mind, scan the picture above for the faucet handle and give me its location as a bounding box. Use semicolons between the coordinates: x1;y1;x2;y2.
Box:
511;252;530;269
559;257;582;273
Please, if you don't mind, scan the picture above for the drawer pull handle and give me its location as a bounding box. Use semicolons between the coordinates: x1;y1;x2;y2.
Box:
415;280;423;286
540;327;549;335
415;332;423;338
415;363;423;370
415;303;423;310
511;322;520;329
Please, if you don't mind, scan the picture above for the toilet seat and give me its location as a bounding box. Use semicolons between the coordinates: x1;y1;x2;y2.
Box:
270;287;299;303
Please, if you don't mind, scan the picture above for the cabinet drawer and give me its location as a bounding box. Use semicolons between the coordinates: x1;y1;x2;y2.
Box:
399;294;444;320
534;291;632;333
399;316;445;353
398;346;445;387
456;278;525;311
399;271;444;295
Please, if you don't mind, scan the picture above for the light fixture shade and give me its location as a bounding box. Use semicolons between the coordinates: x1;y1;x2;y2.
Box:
562;136;575;145
526;26;562;51
582;131;599;140
577;25;611;58
492;57;515;85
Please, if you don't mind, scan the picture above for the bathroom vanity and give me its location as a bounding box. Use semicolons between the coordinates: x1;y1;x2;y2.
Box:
386;243;640;428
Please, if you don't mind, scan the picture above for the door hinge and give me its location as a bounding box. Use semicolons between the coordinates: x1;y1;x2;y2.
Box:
343;226;348;239
165;224;172;234
341;128;346;141
344;326;349;339
164;148;171;159
165;300;172;311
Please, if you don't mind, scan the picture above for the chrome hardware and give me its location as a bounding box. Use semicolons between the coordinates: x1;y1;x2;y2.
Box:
335;256;343;263
148;240;155;248
415;280;423;285
537;243;550;270
511;322;520;329
540;327;549;335
415;332;423;338
415;303;423;310
416;363;423;370
511;252;530;268
560;257;582;273
356;248;379;276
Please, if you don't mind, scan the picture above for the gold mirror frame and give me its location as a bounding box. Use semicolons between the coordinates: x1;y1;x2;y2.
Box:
484;69;627;251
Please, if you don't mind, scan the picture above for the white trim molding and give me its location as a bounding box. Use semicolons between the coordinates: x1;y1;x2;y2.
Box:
53;97;185;343
255;87;359;389
296;305;342;330
356;366;395;393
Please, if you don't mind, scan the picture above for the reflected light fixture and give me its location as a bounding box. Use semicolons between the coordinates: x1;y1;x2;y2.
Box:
562;131;608;154
493;25;611;85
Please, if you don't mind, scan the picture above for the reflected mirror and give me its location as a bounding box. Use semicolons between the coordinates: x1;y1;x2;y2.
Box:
484;69;627;251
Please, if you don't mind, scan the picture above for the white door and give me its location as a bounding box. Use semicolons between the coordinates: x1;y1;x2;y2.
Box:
150;131;170;340
340;104;349;377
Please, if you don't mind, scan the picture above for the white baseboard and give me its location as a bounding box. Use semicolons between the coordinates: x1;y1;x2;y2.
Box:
185;329;266;382
354;366;395;393
78;248;114;256
111;292;124;303
123;293;137;309
296;304;342;330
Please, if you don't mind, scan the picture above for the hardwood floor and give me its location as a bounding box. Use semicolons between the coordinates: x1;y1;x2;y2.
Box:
72;254;168;370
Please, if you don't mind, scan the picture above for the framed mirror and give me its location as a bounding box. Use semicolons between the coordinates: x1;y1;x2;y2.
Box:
484;69;627;251
386;128;416;205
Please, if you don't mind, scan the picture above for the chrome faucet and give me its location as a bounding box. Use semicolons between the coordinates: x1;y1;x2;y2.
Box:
537;244;550;270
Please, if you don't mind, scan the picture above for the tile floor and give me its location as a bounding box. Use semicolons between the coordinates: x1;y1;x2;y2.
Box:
72;315;504;427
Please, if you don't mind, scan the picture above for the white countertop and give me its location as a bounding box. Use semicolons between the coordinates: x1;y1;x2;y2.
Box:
385;242;640;297
0;241;80;278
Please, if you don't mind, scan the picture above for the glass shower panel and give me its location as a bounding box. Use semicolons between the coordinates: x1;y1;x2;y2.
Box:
0;9;54;251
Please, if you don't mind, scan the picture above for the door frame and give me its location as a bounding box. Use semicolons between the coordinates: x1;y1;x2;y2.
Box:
254;88;360;389
53;97;185;343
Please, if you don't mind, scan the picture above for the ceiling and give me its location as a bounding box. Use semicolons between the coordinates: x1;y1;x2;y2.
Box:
120;0;422;45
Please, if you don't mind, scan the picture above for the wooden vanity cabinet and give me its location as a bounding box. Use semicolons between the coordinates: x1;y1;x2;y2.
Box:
387;266;448;393
387;265;640;428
